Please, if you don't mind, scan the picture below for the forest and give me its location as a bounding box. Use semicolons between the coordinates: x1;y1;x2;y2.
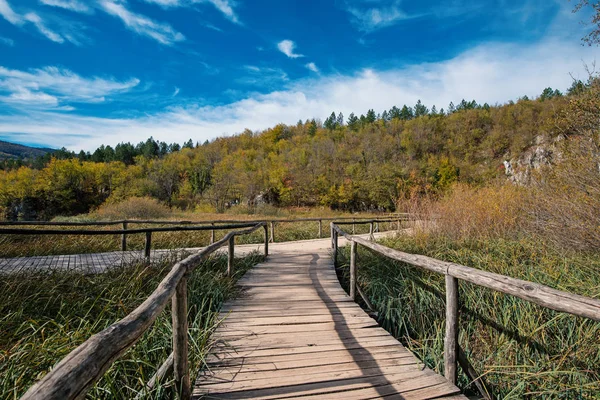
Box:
0;80;584;221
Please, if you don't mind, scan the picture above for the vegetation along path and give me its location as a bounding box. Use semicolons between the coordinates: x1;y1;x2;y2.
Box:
194;239;465;399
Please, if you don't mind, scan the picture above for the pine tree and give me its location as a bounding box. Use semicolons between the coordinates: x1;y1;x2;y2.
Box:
399;105;414;120
414;100;429;117
347;113;359;131
365;109;376;123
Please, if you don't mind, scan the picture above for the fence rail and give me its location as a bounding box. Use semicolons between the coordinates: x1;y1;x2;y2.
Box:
19;222;267;400
330;222;600;399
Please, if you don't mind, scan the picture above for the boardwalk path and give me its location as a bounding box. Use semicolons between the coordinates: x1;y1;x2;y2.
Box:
195;243;466;399
0;233;391;274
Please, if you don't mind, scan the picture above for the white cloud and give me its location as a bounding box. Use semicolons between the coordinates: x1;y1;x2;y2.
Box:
24;13;64;43
0;0;23;25
343;0;417;32
173;87;180;97
141;0;241;24
204;0;239;24
305;62;319;73
0;1;84;45
238;65;288;87
1;38;599;151
39;0;91;13
277;40;304;58
99;0;185;45
0;36;14;46
0;66;140;108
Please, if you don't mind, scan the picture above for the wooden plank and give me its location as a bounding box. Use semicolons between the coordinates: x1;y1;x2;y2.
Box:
195;369;443;399
193;247;465;400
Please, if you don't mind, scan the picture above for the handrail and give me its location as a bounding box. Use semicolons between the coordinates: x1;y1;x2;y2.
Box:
0;215;409;226
20;222;268;400
0;222;258;235
330;222;600;397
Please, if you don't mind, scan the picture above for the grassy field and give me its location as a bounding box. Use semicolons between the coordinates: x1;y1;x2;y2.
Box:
0;251;264;399
336;233;600;399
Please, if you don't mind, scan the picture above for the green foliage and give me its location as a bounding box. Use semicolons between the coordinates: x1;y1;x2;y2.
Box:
0;90;581;220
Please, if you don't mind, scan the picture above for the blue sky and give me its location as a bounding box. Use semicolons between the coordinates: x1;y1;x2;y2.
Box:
0;0;599;150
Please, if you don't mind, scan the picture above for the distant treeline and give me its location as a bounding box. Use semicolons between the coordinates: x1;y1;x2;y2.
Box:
0;80;588;220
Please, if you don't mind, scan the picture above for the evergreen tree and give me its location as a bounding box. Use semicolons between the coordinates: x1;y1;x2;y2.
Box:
308;119;318;136
447;102;456;114
336;112;344;127
389;106;401;120
414;100;429;117
347;113;359;131
365;109;377;123
399;105;414;120
324;112;337;130
183;139;194;149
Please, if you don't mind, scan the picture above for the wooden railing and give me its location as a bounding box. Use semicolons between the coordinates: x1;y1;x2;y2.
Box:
19;222;267;400
331;222;600;399
0;215;410;246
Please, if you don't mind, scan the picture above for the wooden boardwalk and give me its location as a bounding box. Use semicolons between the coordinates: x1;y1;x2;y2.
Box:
195;249;466;399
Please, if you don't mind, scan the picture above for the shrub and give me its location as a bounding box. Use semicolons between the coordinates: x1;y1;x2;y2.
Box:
431;183;526;241
93;197;173;220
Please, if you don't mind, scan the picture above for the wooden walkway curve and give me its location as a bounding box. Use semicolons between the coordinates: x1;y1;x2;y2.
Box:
195;247;466;399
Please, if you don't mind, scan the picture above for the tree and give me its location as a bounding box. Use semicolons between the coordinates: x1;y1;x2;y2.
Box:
447;102;456;114
414;100;429;117
389;106;401;120
336;112;344;127
573;1;600;45
183;139;194;149
365;109;377;123
347;113;359;131
308;119;318;136
399;105;414;120
324;112;337;130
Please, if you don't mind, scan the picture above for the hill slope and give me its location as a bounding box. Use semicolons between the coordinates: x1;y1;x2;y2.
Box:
0;140;54;160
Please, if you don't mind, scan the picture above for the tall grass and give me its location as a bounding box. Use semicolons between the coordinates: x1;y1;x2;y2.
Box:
0;252;264;399
337;237;600;398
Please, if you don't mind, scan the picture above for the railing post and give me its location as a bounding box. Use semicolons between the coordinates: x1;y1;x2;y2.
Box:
333;230;339;266
369;222;374;240
121;221;128;251
352;218;355;234
172;276;190;400
331;224;335;249
375;221;379;232
269;221;275;243
444;275;459;385
144;231;152;259
210;222;215;244
227;236;234;277
263;224;269;257
350;240;357;300
397;218;401;231
318;219;322;238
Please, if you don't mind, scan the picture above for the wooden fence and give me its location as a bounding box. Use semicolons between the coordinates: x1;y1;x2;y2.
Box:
331;222;600;399
0;215;409;252
19;222;267;400
9;217;405;399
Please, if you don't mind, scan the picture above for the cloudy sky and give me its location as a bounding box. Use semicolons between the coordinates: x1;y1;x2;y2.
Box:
0;0;598;150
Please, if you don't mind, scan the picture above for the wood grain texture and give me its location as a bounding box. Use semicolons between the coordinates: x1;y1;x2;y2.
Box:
194;250;465;400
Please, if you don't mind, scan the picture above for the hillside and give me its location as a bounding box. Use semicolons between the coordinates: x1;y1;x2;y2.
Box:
0;140;53;161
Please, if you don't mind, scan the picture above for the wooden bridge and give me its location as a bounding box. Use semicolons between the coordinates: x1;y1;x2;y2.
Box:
8;218;600;400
